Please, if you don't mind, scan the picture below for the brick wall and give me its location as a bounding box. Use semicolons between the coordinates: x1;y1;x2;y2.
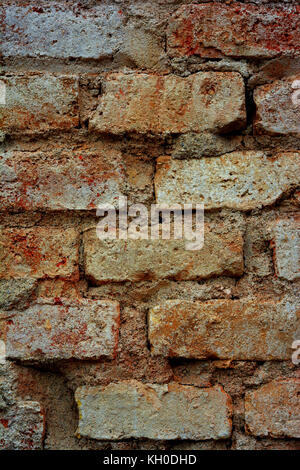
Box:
0;0;299;450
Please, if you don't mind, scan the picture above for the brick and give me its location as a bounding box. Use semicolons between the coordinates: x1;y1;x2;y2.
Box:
0;363;17;410
249;58;300;88
1;298;120;362
0;227;79;281
245;379;300;438
148;299;299;360
172;133;242;159
0;401;45;449
155;152;300;211
271;217;300;281
75;380;232;440
83;226;244;283
0;73;79;135
0;144;125;211
0;279;37;310
0;2;163;68
254;77;300;136
167;4;300;58
89;72;246;135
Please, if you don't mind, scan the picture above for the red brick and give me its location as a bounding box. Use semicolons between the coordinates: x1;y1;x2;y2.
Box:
0;227;79;281
167;4;300;59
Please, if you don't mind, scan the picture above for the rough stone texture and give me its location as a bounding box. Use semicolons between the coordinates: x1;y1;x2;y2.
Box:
245;379;300;438
155;152;300;210
1;0;299;451
172;133;242;159
0;279;37;310
1;298;120;362
0;227;79;281
271;217;300;281
254;77;300;136
0;144;126;211
0;2;164;69
83;226;244;283
0;401;45;449
167;4;300;58
149;299;299;360
0;362;17;410
90;72;246;135
249;58;300;88
75;380;232;440
0;73;79;135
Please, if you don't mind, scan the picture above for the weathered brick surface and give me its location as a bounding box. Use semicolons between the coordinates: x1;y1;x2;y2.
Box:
0;401;45;449
167;4;300;58
172;133;242;159
0;362;17;410
245;379;300;438
271;217;300;281
83;226;244;283
75;380;232;440
254;77;300;136
0;227;79;280
0;279;37;310
89;72;246;135
1;298;120;361
0;73;79;135
0;145;125;211
1;2;163;68
148;299;299;360
1;0;299;451
155;152;300;211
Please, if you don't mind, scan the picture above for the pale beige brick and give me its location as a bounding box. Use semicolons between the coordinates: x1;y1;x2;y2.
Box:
83;225;244;283
155;152;300;211
75;380;232;440
90;72;246;135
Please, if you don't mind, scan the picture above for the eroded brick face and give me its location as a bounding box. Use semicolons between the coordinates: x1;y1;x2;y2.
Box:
245;379;300;438
0;2;163;68
0;144;126;211
1;298;120;361
148;299;299;360
155;152;300;210
271;217;300;281
1;0;299;451
167;4;300;58
0;401;45;450
75;380;232;440
83;225;244;283
90;72;246;135
254;77;300;136
0;74;79;135
0;227;79;281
